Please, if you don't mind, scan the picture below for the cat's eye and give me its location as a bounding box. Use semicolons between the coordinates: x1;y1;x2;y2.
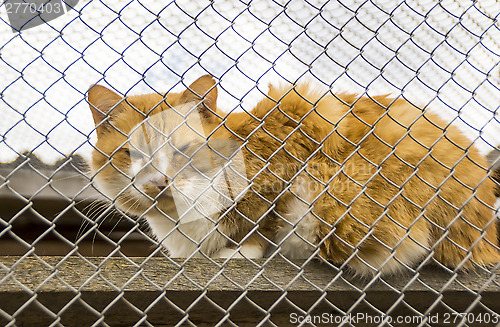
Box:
124;148;144;160
174;144;191;157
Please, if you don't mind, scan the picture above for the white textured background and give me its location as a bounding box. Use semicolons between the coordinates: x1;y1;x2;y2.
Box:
0;0;499;164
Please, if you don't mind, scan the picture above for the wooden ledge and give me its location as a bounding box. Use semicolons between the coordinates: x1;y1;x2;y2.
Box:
0;256;499;326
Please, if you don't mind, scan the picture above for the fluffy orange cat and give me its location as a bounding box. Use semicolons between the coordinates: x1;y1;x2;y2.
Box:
87;75;500;276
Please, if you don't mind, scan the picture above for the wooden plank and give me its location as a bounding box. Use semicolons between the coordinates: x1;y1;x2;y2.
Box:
0;256;499;326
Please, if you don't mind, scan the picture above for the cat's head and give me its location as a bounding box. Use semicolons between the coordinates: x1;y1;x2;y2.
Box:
87;75;246;220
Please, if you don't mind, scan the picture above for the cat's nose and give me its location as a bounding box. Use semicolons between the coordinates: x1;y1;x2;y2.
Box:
150;176;168;190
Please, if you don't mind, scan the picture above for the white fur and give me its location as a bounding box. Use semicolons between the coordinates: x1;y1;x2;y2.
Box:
213;247;242;258
274;179;319;259
349;234;430;276
146;209;266;258
94;166;233;258
214;243;265;259
141;167;242;256
146;211;229;257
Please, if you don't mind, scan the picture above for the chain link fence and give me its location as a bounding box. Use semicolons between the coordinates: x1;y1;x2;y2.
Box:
0;0;499;326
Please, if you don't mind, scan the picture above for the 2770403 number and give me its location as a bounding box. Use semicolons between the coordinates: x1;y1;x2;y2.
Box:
5;2;63;15
443;312;499;324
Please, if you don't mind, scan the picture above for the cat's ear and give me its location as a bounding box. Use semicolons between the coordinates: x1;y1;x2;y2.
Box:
181;75;218;122
87;85;123;137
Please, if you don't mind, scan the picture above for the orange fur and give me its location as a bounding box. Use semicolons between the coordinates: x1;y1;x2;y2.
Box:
88;75;499;275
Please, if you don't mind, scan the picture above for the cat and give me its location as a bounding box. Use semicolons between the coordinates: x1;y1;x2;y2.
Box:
87;75;500;276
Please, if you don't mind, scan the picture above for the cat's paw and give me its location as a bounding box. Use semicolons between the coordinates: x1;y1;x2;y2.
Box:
213;243;265;259
239;243;265;258
213;247;243;258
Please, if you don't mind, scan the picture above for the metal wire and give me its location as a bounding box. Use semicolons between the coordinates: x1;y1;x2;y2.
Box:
0;0;499;326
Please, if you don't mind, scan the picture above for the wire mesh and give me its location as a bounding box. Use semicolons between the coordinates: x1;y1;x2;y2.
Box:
0;0;499;326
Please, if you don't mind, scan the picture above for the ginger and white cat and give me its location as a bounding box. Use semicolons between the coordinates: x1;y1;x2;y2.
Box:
87;75;500;276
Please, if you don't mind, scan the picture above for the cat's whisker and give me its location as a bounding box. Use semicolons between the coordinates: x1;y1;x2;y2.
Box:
109;198;143;237
90;194;135;236
91;205;121;254
80;197;106;215
77;200;109;242
74;194;101;207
